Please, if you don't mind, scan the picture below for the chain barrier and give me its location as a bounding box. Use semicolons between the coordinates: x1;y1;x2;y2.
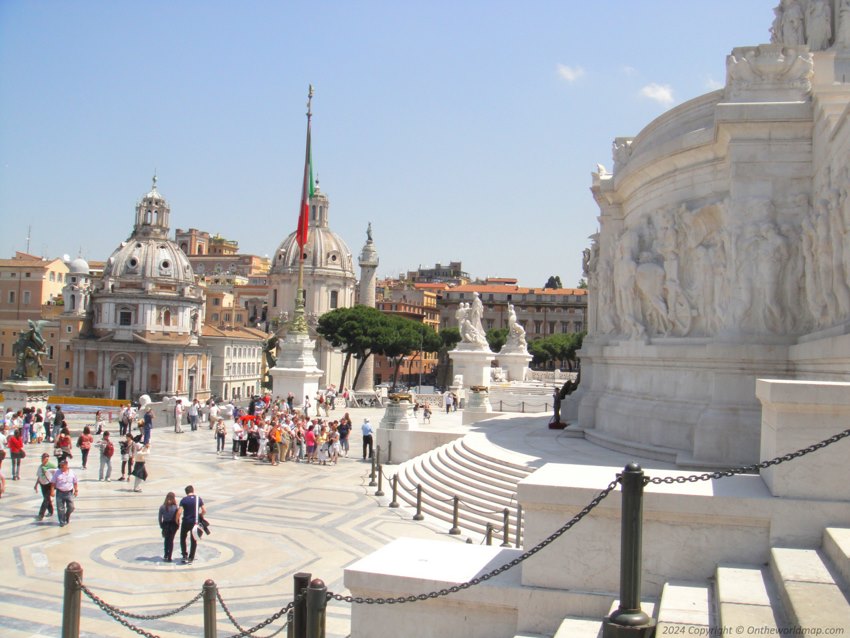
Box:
330;476;621;605
459;500;510;516
78;578;204;638
646;427;850;486
217;589;296;638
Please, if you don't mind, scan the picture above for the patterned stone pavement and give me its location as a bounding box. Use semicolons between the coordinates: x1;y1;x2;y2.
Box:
0;407;469;638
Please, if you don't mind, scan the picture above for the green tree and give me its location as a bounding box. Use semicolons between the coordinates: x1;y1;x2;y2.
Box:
544;275;563;289
316;305;387;390
439;327;461;350
486;327;508;353
373;315;441;390
577;278;588;289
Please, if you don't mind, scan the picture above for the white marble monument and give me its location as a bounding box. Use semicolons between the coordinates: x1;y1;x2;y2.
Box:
497;303;532;382
449;292;496;388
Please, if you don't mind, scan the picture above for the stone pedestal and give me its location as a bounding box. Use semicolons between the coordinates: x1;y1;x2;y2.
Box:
756;379;850;501
270;331;323;408
462;386;493;425
1;378;55;414
379;396;418;431
449;347;495;389
497;350;532;382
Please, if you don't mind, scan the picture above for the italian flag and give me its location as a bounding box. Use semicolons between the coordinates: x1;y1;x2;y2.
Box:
296;120;313;252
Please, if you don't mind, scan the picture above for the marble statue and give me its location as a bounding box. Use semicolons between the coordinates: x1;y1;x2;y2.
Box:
781;0;805;45
806;0;833;51
838;0;850;48
456;302;488;348
504;304;528;351
11;319;49;379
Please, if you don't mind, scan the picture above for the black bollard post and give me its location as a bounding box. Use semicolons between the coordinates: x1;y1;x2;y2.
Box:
501;508;511;547
62;562;83;638
375;464;385;497
413;484;425;520
376;444;382;466
368;454;377;487
389;474;400;508
522;401;525;413
485;522;493;546
203;579;217;638
306;578;327;638
293;572;311;638
449;496;461;535
516;504;523;548
287;608;294;638
602;463;655;637
387;440;393;465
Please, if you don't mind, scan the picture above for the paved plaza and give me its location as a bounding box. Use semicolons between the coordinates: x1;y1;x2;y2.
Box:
0;407;471;637
0;406;675;637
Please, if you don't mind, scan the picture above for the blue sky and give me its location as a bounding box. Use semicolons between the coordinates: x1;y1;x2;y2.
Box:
0;0;775;288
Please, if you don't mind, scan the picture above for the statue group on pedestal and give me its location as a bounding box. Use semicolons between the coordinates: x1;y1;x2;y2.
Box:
11;320;49;380
456;292;489;349
771;0;850;51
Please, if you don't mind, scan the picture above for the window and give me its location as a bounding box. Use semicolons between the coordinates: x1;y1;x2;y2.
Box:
213;298;221;306
64;378;69;385
574;322;583;332
48;346;54;359
534;320;542;334
330;290;338;309
119;311;132;326
486;319;494;330
65;361;70;369
23;290;31;305
8;291;15;304
66;326;72;333
272;289;278;307
50;272;56;282
25;272;31;278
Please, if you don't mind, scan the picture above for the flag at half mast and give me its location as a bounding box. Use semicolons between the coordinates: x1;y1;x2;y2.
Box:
296;85;315;252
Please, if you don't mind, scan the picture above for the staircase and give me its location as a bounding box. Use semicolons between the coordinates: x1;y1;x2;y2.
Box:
391;434;535;539
515;526;850;637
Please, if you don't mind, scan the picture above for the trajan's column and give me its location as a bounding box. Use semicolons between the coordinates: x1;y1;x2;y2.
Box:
356;223;379;390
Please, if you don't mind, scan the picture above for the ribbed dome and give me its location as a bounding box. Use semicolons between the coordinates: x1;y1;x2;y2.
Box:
269;188;355;277
103;237;196;284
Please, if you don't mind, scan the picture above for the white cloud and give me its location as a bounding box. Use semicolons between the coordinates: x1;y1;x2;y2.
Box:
705;76;723;91
639;83;675;107
557;64;585;83
621;65;637;76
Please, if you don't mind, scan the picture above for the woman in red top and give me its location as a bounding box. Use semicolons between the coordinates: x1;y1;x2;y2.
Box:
7;428;24;481
54;427;73;465
77;426;94;470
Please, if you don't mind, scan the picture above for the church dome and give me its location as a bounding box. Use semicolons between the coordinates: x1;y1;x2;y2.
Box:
68;257;90;274
269;187;355;278
101;177;198;287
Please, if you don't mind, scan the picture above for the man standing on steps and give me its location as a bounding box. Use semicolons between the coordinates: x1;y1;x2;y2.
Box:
177;485;205;565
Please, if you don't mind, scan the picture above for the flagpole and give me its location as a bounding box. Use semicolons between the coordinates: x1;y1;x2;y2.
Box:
291;84;313;335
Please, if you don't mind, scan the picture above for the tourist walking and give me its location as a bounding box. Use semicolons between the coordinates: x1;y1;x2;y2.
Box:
77;425;94;470
54;426;73;464
34;453;56;521
177;485;205;565
131;443;149;492
119;433;135;481
96;431;114;481
7;428;24;480
51;458;78;527
361;417;374;460
95;410;106;434
158;492;179;562
174;400;184;433
215;418;227;454
143;407;154;445
444;391;454;414
51;405;65;442
338;414;351;457
188;399;200;431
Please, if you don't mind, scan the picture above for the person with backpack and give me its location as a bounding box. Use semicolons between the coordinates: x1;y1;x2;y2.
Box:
177;485;206;565
96;431;114;482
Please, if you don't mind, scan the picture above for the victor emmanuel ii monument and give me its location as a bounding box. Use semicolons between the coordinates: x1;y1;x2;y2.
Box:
576;0;850;466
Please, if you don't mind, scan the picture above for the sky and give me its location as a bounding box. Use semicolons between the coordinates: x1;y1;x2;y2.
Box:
0;0;777;289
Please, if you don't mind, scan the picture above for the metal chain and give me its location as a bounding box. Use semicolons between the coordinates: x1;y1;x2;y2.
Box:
647;427;850;485
330;476;621;605
78;580;203;638
218;589;298;638
460;500;511;516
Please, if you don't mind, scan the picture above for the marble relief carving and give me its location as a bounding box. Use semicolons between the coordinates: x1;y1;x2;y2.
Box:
771;0;849;51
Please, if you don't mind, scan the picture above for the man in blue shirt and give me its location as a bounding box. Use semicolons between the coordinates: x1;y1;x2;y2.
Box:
177;485;205;565
143;408;153;446
361;418;374;460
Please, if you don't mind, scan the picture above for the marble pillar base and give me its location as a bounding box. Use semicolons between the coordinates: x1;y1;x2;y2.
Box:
270;331;323;406
462;387;493;425
379;396;418;431
1;378;55;414
497;350;532;382
449;348;495;389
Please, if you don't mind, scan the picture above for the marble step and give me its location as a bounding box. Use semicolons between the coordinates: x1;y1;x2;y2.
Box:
457;437;534;478
716;565;785;630
656;580;713;632
823;527;850;589
443;443;528;492
770;546;850;631
552;616;602;638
